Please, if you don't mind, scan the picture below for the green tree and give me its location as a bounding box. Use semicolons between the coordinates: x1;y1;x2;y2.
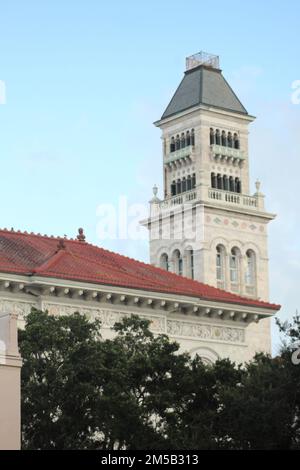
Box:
19;308;106;449
20;308;300;450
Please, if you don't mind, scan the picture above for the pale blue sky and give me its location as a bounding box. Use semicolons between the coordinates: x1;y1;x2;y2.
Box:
0;0;299;353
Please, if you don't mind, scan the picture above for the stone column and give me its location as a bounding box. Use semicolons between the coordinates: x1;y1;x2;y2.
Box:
0;313;22;450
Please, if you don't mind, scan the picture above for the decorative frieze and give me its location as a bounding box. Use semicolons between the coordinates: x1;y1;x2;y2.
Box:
0;297;245;345
42;303;166;333
0;299;36;322
167;319;245;343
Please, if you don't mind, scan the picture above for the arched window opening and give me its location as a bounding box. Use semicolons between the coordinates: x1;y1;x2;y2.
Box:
186;131;191;146
171;180;176;196
187;175;192;191
173;249;183;275
186;249;194;279
230;247;240;290
160;253;169;271
176;179;182;194
182;177;187;193
191;129;195;146
216;245;225;287
228;132;233;148
181;133;186;148
234;133;239;149
215;129;221;145
235;178;241;193
170;137;175;153
217;174;223;190
190;249;194;279
245;250;256;287
192;173;196;189
175;135;180;150
229;176;235;192
211;172;217;188
223;175;229;191
210;128;215;145
221;130;227;146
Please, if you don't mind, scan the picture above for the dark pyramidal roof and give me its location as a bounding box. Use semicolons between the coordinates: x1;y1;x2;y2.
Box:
161;64;248;120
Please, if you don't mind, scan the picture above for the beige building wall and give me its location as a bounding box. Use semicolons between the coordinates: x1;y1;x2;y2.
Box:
0;312;22;450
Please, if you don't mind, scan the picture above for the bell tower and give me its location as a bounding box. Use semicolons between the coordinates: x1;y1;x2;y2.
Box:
141;51;275;303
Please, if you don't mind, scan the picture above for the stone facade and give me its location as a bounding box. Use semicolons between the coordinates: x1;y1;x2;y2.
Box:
0;276;276;365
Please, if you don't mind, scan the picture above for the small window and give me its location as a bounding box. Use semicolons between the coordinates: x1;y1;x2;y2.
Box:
160;253;169;271
173;249;183;276
216;245;225;284
171;181;176;196
186;131;191;146
221;131;227;146
230;248;239;284
234;133;239;149
245;250;256;286
192;173;196;189
170;137;175;153
180;133;186;148
190;249;194;279
191;129;195;146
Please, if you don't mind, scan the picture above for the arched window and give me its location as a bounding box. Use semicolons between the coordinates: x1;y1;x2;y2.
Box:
181;133;186;148
171;180;176;196
192;173;196;189
234;133;239;149
210;128;215;145
235;178;241;193
160;253;169;271
229;176;235;192
185;248;194;279
170;137;175;153
182;177;187;193
190;249;194;279
223;175;229;191
217;173;223;190
186;130;191;146
221;130;227;146
176;179;182;194
215;129;221;145
173;249;183;275
216;245;225;287
245;250;256;288
191;129;195;146
175;135;180;150
228;132;233;148
211;172;217;188
187;175;192;191
230;247;240;290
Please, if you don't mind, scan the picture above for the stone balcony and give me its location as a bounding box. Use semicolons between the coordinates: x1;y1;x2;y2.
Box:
207;188;260;210
164;145;195;169
152;186;264;213
210;144;246;164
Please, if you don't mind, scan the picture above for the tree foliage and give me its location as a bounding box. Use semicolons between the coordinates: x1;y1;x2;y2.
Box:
19;309;300;449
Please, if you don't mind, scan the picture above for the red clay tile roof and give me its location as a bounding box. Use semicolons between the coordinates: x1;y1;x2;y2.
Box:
0;228;280;310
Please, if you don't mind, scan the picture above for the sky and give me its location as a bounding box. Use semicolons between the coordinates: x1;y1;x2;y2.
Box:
0;0;299;354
